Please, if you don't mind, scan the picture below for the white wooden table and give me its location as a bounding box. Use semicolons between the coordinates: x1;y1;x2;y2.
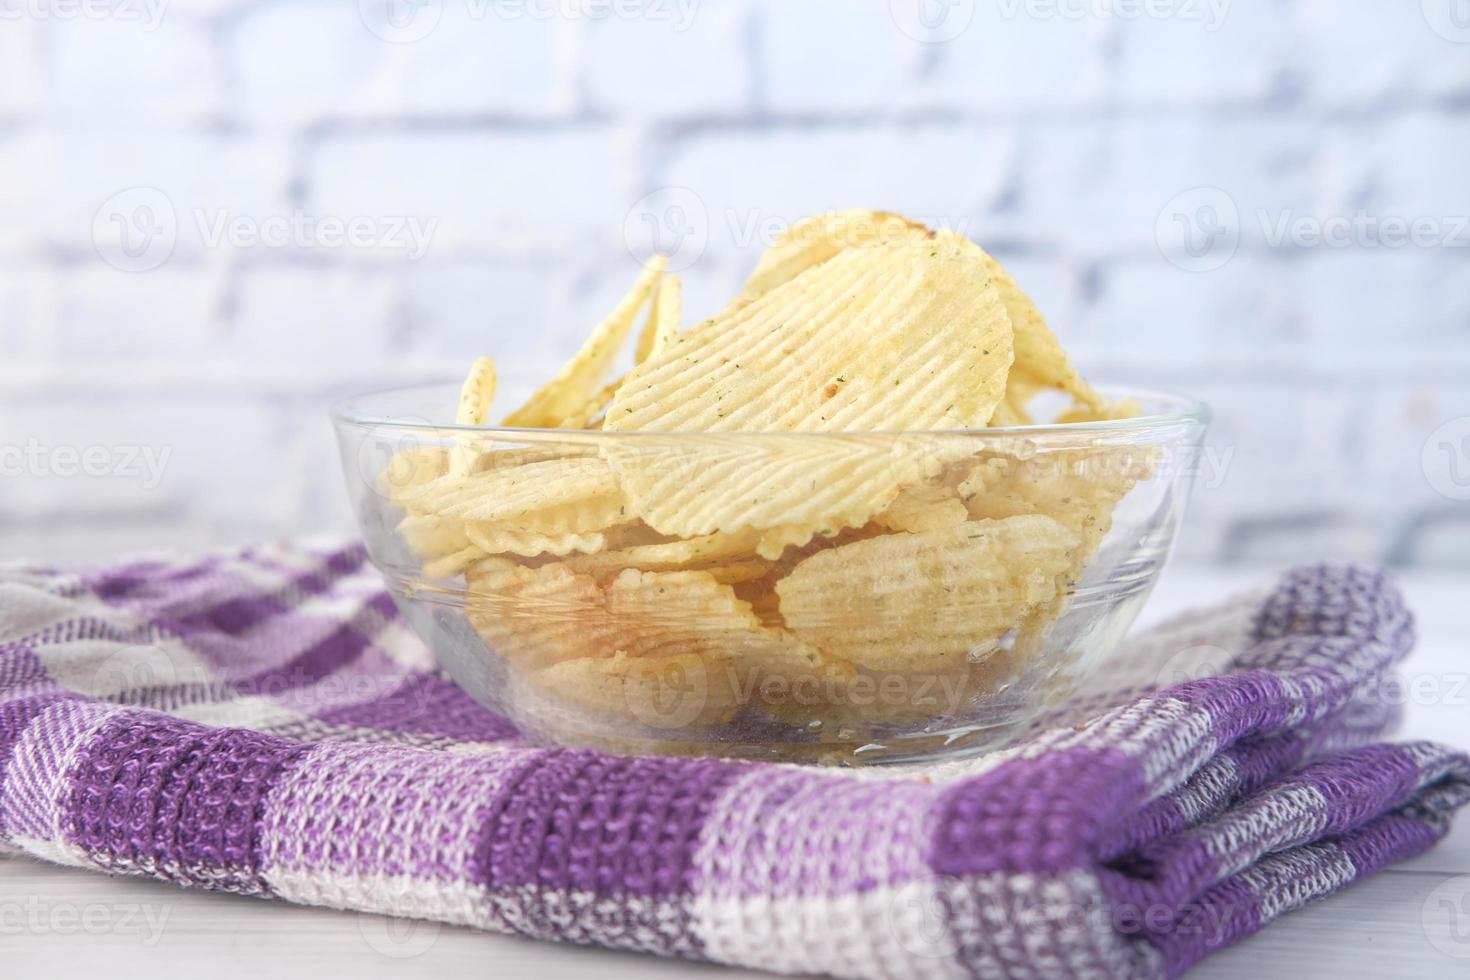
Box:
4;566;1468;978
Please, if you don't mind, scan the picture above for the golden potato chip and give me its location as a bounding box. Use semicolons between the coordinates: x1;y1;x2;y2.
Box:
404;456;624;527
603;240;1014;536
377;446;450;504
873;486;969;533
503;257;667;428
635;271;682;363
465;524;610;558
449;356;498;476
523;651;743;730
554;274;685;429
557;529;763;578
466;564;838;728
935;231;1102;416
397;514;470;560
422;545;485;579
738;209;931;302
775;516;1079;673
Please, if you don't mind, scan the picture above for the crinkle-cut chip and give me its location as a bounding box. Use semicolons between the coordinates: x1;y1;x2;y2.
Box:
874;487;969;533
404;456;624;524
700;560;772;586
611;241;1012;434
522;651;743;730
1056;399;1142;424
465;562;608;672
775;516;1080;673
378;446;449;504
503;257;667;428
989;396;1033;428
636;271;682;363
422;545;485;579
935;230;1102;414
465;565;840;725
450;356;498;476
738;209;932;302
558;529;763;578
468;443;599;473
556;274;687;430
754;521;859;561
465;524;609;558
960;447;1155;559
604;242;1013;535
397;514;470;560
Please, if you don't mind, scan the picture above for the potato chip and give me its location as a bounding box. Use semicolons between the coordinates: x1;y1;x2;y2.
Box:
465;524;610;558
603;240;1013;536
557;529;763;578
934;231;1102;416
738;209;931;302
405;456;624;527
873;485;969;533
397;513;471;560
636;271;682;364
775;516;1079;673
468;564;808;665
422;545;486;579
503;257;667;428
448;355;498;476
377;446;449;504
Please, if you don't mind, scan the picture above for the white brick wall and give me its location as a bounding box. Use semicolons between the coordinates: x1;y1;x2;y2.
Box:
1;0;1468;567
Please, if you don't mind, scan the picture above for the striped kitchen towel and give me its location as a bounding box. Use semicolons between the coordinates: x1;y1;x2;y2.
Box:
0;541;1466;979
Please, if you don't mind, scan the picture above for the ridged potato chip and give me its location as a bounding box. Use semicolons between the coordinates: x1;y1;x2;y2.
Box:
465;524;610;558
604;240;1014;536
503;258;666;428
775;515;1079;673
467;564;842;728
935;231;1102;416
405;456;624;527
636;271;682;364
738;209;931;302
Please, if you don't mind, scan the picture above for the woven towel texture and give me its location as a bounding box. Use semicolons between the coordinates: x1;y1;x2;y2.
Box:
0;543;1466;979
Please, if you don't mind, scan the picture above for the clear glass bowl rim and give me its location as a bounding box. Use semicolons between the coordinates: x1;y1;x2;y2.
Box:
330;382;1210;439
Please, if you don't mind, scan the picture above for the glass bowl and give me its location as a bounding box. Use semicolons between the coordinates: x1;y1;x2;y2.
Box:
331;384;1208;765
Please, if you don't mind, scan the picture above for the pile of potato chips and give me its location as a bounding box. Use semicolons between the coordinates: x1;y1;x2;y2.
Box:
379;210;1153;753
